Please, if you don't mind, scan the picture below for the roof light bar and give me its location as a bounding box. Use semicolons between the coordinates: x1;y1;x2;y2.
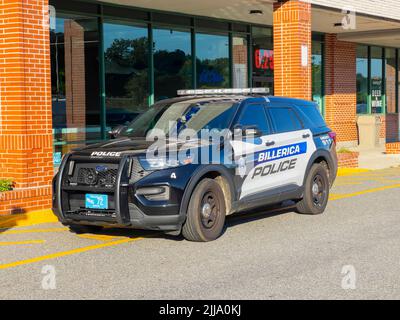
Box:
177;88;270;96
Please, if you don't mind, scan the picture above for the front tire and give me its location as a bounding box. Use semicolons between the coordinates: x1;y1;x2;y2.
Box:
296;163;330;215
182;178;226;242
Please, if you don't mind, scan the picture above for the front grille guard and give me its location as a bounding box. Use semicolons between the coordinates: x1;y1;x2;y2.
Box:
57;155;134;226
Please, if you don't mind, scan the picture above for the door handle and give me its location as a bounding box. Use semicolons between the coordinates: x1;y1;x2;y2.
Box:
302;134;311;139
265;141;275;147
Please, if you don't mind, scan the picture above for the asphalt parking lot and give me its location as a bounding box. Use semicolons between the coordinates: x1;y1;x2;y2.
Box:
1;167;400;300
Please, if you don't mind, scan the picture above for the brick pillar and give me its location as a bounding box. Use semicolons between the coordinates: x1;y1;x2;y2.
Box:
273;0;311;100
324;34;358;145
0;0;53;215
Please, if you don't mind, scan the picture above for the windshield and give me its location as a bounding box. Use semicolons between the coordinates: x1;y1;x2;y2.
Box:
122;100;238;138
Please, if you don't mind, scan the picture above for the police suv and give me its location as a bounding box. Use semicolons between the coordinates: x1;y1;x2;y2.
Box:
53;89;338;242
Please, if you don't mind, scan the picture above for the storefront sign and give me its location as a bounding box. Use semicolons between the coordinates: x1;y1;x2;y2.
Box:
371;78;383;112
301;45;308;67
254;49;274;71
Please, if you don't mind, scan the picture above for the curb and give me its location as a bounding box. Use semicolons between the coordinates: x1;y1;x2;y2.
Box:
0;209;58;229
337;168;371;177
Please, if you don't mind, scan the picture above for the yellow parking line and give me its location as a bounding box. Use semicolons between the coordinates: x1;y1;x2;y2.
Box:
0;228;68;235
330;183;400;201
0;237;143;270
0;240;45;246
77;234;124;241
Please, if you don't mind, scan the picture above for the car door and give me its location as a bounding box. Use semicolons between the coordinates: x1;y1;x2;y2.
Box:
264;105;316;191
230;102;274;199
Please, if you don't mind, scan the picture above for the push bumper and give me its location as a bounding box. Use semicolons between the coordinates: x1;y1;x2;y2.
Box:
53;154;186;232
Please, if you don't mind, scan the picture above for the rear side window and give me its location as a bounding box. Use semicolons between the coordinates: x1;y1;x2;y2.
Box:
268;107;303;133
297;104;326;128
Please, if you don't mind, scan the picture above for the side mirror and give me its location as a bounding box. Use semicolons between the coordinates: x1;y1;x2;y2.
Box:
109;125;127;139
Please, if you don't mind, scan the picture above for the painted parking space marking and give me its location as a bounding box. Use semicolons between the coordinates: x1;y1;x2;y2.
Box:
0;240;45;246
77;234;126;242
0;237;144;270
329;183;400;201
0;227;68;235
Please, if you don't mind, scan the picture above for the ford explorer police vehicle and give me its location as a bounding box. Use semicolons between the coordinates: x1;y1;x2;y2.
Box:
52;88;338;242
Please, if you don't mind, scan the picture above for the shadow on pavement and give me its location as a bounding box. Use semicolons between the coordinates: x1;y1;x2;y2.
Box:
77;202;296;241
0;210;28;234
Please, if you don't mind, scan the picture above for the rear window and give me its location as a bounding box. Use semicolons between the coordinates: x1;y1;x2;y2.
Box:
298;105;326;128
268;107;303;133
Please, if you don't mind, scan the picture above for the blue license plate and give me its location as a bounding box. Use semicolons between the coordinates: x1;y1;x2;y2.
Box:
85;194;108;210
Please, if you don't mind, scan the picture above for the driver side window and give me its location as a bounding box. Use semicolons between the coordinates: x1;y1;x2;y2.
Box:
237;104;271;135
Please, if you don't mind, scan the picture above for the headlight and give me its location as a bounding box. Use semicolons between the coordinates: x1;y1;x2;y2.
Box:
139;157;180;171
139;156;193;171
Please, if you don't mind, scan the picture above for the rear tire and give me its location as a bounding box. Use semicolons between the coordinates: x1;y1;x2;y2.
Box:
296;163;329;215
182;178;226;242
68;224;103;234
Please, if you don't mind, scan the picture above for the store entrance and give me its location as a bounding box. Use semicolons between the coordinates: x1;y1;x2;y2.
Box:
252;27;274;95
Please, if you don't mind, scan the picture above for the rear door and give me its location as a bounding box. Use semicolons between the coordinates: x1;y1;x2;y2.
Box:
264;105;316;190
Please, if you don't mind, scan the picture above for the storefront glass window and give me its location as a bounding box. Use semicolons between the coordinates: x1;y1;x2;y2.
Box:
232;35;248;88
103;22;149;130
312;40;323;113
398;49;400;114
50;16;100;165
356;45;369;114
196;33;229;88
385;48;397;114
252;27;273;94
153;28;192;101
371;46;384;114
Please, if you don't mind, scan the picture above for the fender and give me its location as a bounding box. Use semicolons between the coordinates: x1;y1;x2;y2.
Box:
303;149;336;186
179;165;237;219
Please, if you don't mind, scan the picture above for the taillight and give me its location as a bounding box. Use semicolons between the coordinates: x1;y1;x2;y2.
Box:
328;131;337;144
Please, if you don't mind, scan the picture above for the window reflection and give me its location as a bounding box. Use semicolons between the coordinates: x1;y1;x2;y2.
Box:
385;48;397;114
312;40;323;113
153;28;192;101
103;22;149;130
232;35;248;88
196;33;229;89
50;16;100;164
356;45;368;114
371;47;383;114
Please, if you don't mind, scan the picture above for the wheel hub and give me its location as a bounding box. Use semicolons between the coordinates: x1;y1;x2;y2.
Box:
200;192;219;229
312;182;320;195
201;203;212;219
312;174;326;207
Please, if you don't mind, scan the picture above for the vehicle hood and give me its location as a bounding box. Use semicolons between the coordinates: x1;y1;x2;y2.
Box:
71;137;214;158
72;138;154;157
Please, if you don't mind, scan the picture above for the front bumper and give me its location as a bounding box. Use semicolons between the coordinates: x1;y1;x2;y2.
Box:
53;154;190;231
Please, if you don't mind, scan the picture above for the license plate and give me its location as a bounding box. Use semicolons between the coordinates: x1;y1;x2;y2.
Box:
85;194;108;210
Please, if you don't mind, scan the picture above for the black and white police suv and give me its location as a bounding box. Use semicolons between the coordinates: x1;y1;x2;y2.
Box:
53;88;338;242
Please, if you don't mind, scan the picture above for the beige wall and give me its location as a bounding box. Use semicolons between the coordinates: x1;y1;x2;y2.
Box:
310;0;400;21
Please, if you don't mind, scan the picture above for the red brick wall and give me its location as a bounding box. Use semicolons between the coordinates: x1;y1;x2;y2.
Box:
386;142;400;154
0;0;52;215
337;152;359;168
273;0;311;100
324;34;358;144
382;114;399;142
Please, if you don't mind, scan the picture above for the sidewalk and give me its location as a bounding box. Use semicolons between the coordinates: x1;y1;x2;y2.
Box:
354;146;400;170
